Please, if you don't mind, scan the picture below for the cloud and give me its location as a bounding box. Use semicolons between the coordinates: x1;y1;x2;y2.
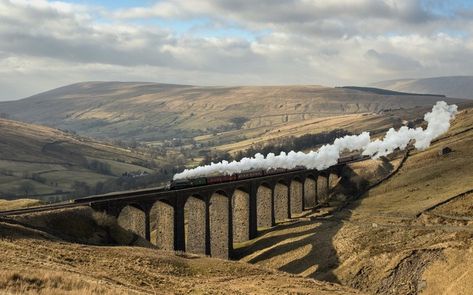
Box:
114;0;440;36
365;49;422;71
0;0;473;100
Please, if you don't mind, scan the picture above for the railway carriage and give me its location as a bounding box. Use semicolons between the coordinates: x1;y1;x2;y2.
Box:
169;151;366;190
237;170;264;180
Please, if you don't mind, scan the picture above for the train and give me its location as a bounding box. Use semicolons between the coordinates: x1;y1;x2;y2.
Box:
169;152;368;190
69;152;370;205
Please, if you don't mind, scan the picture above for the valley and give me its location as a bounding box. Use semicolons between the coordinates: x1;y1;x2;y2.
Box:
3;82;469;201
0;82;464;144
2;0;473;293
0;118;166;201
1;82;472;294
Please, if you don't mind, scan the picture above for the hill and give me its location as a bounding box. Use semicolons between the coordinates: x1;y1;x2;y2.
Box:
0;207;361;294
238;106;473;294
340;86;445;97
0;118;163;201
0;82;464;142
371;76;473;99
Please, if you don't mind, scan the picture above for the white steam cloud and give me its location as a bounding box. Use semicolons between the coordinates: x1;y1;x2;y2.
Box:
174;101;458;180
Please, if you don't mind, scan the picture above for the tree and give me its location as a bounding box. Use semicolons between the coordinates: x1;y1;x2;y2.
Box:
18;182;35;197
71;181;91;197
229;116;248;129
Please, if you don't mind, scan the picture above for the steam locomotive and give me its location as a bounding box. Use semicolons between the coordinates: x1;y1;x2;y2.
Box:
169;152;367;190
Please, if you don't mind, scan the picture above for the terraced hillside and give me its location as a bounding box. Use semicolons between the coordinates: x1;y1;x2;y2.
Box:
238;106;473;294
0;82;464;142
0;118;159;200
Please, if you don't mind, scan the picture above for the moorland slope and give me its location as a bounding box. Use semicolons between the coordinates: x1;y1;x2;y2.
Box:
372;76;473;99
238;106;473;294
0;207;362;295
0;82;463;141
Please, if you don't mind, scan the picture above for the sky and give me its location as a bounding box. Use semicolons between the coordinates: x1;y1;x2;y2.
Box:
0;0;473;101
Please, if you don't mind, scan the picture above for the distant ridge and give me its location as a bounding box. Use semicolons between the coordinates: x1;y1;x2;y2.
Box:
339;86;445;97
371;76;473;99
0;81;465;142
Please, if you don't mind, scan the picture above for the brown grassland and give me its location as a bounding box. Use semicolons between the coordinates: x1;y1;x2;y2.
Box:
0;208;362;294
0;102;472;294
1;82;463;142
237;107;473;294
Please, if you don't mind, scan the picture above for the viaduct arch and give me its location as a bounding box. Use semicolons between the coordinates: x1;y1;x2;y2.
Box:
91;165;345;259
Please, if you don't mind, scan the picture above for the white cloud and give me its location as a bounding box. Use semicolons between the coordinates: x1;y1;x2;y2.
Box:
0;0;472;100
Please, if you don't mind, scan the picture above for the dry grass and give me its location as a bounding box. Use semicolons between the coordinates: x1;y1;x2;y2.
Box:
1;94;472;294
2;82;464;143
0;270;124;295
0;220;362;295
0;205;361;294
0;199;43;211
199;108;432;154
238;107;473;294
356;107;473;218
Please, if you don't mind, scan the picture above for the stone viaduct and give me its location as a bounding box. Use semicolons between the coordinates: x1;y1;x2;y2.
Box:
88;165;347;259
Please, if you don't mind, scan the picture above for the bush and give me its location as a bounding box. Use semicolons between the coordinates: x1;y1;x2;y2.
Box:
87;160;112;175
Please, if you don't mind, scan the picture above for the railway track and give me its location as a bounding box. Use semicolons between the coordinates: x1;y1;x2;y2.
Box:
0;202;88;217
0;156;370;217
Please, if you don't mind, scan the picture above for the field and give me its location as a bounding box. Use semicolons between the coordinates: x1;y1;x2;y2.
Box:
0;199;43;211
0;118;159;200
205;107;432;154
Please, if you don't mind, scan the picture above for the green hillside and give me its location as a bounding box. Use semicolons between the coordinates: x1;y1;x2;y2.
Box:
0;118;164;201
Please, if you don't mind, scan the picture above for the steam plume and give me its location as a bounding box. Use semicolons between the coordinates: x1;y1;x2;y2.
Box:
174;101;457;180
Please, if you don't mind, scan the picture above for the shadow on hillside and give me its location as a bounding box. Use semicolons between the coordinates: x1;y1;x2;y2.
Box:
237;165;375;284
0;207;153;248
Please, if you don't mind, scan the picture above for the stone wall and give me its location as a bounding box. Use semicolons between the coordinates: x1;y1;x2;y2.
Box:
184;196;206;255
232;189;249;243
290;180;303;215
150;201;174;251
210;193;229;259
257;185;272;228
317;175;329;204
304;177;317;208
274;183;289;222
117;205;146;239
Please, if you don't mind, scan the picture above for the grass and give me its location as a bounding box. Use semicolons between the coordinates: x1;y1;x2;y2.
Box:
0;270;121;295
0;118;159;199
236;107;473;294
0;212;361;294
0;105;471;294
202;108;431;154
1;82;464;143
356;107;473;217
38;170;115;188
0;199;43;211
